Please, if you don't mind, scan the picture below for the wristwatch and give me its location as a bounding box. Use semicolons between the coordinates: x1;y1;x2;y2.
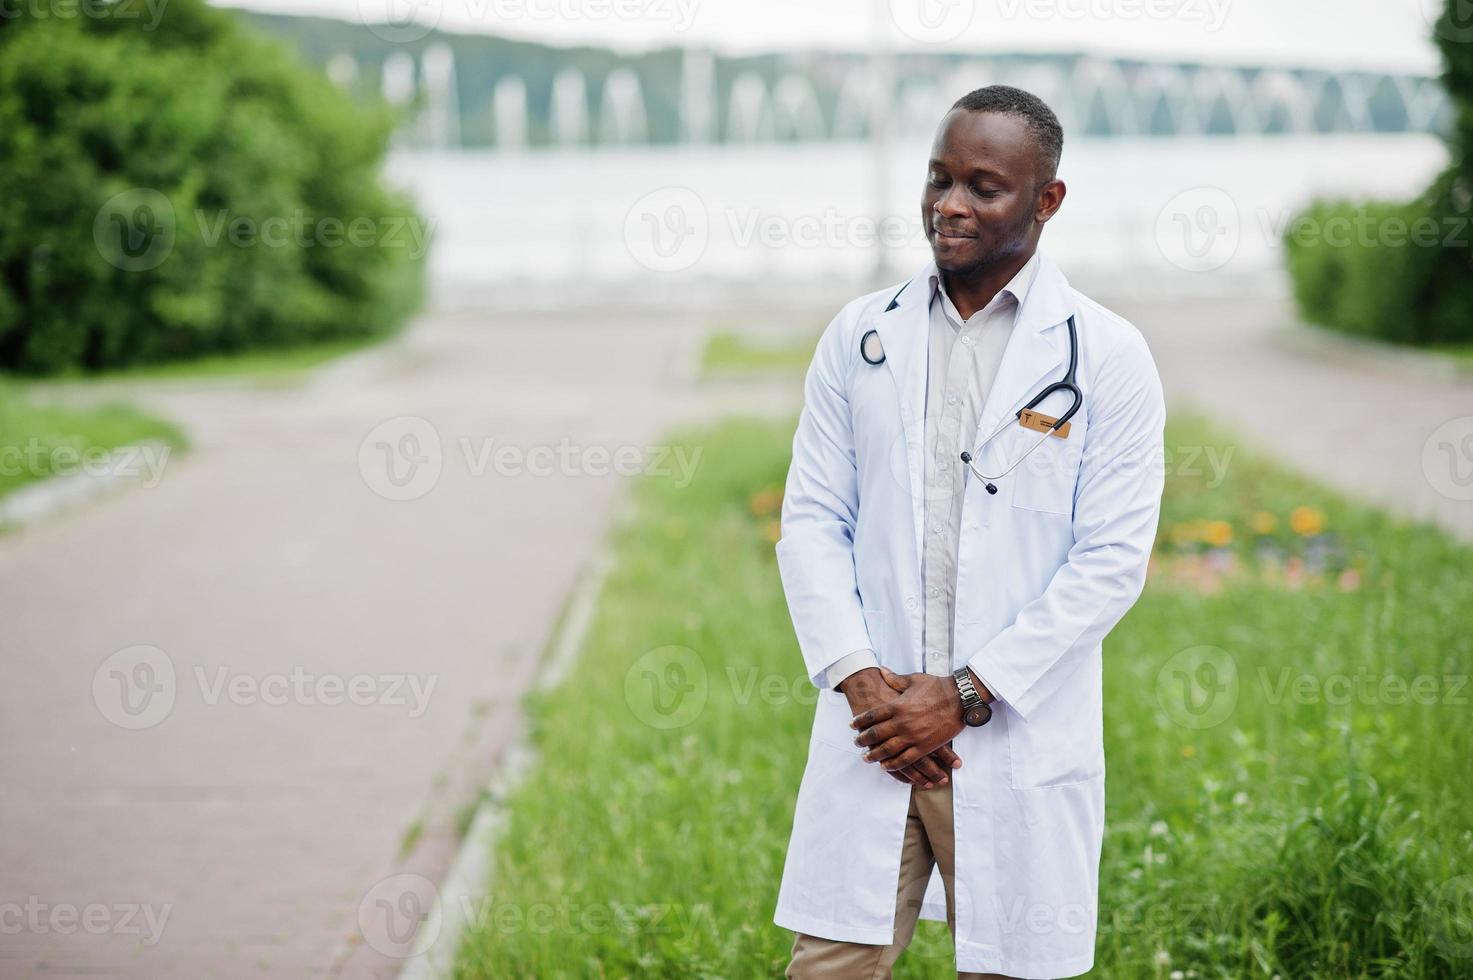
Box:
953;667;993;727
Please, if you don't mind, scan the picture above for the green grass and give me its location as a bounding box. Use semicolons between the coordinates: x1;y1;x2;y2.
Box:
452;416;1473;979
24;333;390;385
700;330;818;377
0;382;187;500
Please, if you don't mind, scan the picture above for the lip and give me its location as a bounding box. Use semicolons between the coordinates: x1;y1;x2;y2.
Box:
933;226;976;242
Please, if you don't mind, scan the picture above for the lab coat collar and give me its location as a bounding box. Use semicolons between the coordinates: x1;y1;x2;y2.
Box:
871;247;1078;566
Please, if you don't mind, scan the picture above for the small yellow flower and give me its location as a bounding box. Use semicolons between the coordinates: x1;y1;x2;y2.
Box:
761;519;782;544
1181;744;1196;758
1169;520;1202;547
1201;520;1233;548
1250;511;1277;535
1289;506;1325;536
748;487;784;518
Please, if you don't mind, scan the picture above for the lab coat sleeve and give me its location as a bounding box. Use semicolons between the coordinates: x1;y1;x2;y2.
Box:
964;327;1166;721
776;312;877;688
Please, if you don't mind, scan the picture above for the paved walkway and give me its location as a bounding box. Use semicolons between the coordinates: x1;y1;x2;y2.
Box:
1122;294;1473;543
0;309;707;979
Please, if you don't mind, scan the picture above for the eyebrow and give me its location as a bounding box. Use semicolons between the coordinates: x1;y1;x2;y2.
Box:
927;159;1007;179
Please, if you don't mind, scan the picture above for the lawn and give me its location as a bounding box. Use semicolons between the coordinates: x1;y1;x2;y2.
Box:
700;329;821;377
452;414;1473;979
0;382;187;502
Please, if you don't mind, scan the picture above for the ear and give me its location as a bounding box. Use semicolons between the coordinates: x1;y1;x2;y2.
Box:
1035;178;1066;224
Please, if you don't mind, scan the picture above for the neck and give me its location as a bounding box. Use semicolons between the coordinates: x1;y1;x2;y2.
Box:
940;249;1034;321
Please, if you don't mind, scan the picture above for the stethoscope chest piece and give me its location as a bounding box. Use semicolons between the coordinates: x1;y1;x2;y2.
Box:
860;329;886;365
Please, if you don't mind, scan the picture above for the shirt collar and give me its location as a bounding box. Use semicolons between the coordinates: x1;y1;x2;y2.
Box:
928;250;1042;328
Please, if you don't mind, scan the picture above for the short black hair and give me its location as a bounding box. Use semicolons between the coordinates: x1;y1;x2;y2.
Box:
950;85;1063;186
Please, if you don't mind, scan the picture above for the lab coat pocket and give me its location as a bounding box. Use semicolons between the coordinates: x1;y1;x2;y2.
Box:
1006;420;1083;517
1006;693;1104;790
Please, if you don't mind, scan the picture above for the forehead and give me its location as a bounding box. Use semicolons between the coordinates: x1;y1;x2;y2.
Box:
929;109;1039;179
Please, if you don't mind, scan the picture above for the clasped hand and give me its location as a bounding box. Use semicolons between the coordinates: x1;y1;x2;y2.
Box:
839;666;965;790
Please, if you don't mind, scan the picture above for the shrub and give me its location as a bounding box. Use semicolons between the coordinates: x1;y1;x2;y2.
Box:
0;0;426;374
1284;0;1473;347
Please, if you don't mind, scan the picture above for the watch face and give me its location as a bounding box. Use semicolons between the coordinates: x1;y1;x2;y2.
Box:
965;704;992;727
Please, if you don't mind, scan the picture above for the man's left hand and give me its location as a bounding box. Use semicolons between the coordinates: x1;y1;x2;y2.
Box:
851;667;967;772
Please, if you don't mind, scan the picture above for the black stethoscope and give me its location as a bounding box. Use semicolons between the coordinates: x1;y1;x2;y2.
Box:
860;313;1083;496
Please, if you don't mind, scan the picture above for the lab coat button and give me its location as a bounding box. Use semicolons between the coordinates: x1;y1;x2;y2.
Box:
906;596;917;610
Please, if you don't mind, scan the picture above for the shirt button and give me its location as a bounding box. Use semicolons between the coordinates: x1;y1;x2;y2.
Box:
961;336;975;347
928;586;940;598
932;523;943;534
946;394;958;405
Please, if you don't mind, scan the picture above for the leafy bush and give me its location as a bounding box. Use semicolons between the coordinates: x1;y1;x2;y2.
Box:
1284;0;1473;347
0;0;426;374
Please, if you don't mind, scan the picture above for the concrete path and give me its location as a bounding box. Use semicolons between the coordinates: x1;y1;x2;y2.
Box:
0;309;710;979
1121;294;1473;543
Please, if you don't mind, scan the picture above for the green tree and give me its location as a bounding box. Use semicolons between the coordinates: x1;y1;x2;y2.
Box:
0;0;425;373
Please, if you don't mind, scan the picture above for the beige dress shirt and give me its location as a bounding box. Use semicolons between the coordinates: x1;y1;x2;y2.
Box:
820;252;1042;690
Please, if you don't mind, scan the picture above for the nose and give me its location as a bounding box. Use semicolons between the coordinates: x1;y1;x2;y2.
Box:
933;184;967;217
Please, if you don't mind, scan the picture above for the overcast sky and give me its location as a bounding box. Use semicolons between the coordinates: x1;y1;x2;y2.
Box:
213;0;1445;73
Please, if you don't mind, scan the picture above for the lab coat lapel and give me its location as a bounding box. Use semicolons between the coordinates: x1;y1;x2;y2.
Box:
975;250;1077;444
872;260;933;573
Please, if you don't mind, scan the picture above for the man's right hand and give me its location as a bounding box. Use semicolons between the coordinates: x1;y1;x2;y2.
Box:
838;667;961;789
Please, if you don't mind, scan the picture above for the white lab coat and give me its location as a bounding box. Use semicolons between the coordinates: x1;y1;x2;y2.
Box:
773;250;1165;979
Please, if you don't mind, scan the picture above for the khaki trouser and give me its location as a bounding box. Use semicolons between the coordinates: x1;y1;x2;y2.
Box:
785;784;1017;980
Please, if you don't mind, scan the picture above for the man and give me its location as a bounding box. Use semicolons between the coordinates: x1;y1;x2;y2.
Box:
773;86;1166;978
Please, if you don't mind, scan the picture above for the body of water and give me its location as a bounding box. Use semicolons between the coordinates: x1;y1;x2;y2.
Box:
386;134;1448;307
